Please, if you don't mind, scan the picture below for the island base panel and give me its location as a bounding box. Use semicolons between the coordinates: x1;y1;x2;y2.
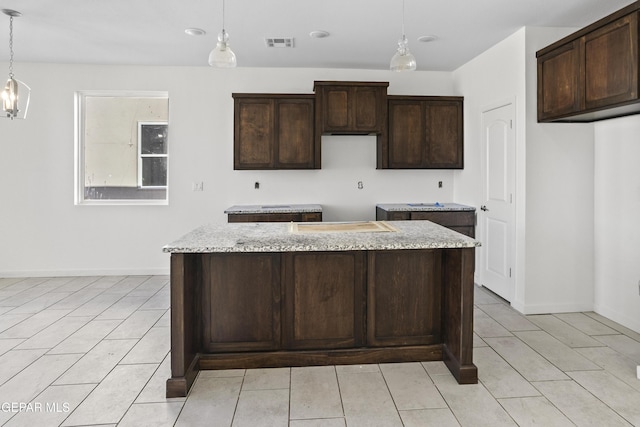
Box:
198;345;443;370
167;247;477;397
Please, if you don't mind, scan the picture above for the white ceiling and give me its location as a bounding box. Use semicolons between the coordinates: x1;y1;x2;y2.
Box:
0;0;636;71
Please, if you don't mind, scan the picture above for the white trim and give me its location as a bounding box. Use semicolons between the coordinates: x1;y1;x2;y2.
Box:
74;90;169;206
137;121;169;188
594;302;640;334
0;268;170;278
513;302;594;315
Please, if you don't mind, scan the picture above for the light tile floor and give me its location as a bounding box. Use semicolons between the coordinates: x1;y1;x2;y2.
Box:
0;275;639;426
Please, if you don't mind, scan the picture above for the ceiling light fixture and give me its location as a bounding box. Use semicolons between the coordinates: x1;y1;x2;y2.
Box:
185;28;206;36
309;30;330;39
390;0;416;72
208;0;236;68
1;9;30;120
417;35;438;43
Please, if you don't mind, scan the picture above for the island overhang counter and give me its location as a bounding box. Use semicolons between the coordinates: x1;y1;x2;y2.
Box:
163;220;480;397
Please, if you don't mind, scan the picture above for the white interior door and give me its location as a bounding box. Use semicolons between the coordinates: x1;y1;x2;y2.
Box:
480;102;515;302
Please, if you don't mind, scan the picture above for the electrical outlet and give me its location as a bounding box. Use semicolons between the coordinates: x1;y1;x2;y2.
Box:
192;182;204;192
357;181;364;190
254;182;260;190
438;181;443;188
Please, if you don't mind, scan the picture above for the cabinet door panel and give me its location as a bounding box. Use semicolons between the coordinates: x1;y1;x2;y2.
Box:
426;102;463;168
354;87;380;131
538;41;582;121
234;99;275;169
276;99;315;168
388;101;424;168
368;250;442;346
284;252;365;349
584;13;638;109
386;97;463;169
203;253;281;352
324;89;350;130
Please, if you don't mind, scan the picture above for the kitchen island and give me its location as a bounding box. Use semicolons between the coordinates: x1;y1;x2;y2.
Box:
164;220;480;397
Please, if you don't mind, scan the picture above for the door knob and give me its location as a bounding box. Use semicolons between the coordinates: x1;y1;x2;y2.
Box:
480;205;489;211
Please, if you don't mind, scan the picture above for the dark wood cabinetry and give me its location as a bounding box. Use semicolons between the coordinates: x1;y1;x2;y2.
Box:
584;13;638;110
233;82;465;169
367;250;441;347
167;248;476;396
383;96;463;169
538;41;582;120
233;94;318;169
228;212;321;223
283;252;365;350
537;3;640;122
376;207;475;237
203;253;281;353
313;81;388;134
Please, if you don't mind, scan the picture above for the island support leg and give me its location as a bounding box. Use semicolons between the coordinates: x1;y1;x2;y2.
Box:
166;253;202;398
442;248;478;384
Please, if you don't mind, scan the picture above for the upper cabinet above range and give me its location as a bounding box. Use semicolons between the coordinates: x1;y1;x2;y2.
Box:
232;81;464;170
537;2;640;122
313;81;388;134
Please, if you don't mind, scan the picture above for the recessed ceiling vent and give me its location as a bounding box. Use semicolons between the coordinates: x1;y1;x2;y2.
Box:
265;37;294;48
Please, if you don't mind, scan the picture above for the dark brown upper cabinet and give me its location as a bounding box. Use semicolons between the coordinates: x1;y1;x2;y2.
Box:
313;81;389;134
233;94;318;169
381;96;463;169
233;82;465;170
537;3;640;122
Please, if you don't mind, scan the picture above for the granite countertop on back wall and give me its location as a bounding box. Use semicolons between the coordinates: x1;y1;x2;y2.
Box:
376;202;475;212
163;220;480;254
224;204;323;214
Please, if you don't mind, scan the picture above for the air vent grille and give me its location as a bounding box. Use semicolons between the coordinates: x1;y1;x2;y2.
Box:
265;37;294;48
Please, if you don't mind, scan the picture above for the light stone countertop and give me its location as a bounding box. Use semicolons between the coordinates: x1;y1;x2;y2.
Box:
163;220;480;254
376;203;475;212
225;204;322;214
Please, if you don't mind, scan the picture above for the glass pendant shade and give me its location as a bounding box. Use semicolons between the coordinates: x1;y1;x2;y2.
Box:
390;35;416;72
208;29;237;68
2;77;30;119
2;10;30;120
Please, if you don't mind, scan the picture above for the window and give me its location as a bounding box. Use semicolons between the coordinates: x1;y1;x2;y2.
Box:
75;91;169;205
138;122;168;188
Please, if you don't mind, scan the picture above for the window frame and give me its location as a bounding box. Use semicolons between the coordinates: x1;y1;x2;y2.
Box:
74;90;169;206
137;121;169;189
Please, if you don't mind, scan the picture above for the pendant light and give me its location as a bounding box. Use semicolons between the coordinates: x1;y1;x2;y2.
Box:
1;9;30;119
208;0;237;68
390;0;416;72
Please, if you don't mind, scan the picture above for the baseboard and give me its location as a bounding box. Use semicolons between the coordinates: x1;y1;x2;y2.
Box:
510;301;594;315
0;268;170;278
593;302;640;334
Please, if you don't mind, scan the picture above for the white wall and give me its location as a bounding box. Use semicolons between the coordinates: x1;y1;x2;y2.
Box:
594;115;640;332
452;28;527;303
453;26;596;315
523;27;595;314
0;63;457;276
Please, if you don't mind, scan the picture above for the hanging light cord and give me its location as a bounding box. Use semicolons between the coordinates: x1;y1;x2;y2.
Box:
8;15;14;78
222;0;226;33
401;0;406;38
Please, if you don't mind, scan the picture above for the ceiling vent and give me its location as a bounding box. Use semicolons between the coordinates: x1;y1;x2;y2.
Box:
265;37;294;48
